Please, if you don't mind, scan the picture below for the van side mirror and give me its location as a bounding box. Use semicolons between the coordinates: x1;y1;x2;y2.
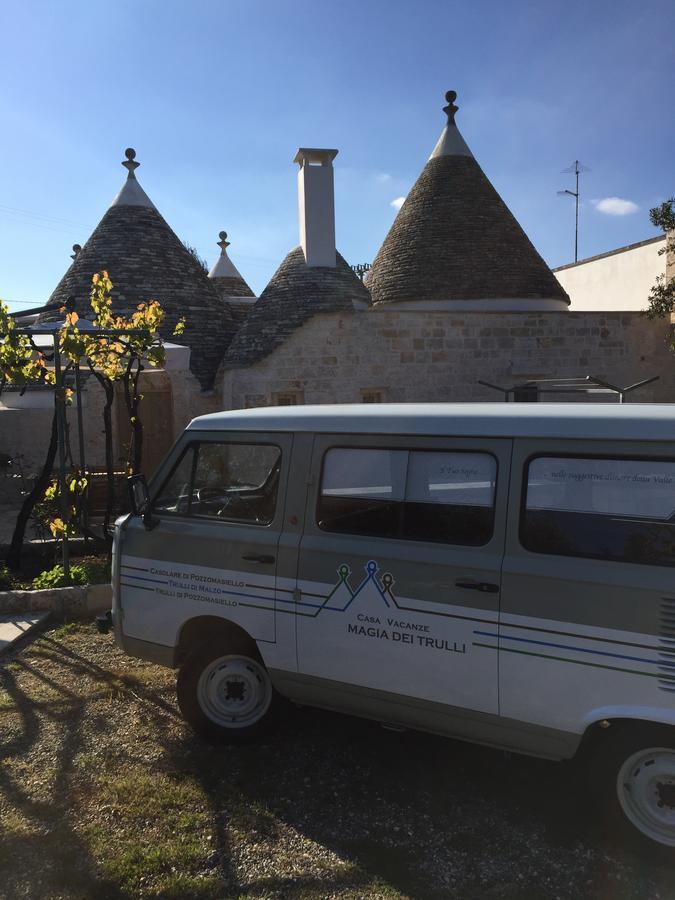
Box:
129;474;149;516
128;474;158;530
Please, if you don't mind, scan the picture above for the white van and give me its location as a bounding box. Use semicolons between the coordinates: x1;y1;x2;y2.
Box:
112;403;675;852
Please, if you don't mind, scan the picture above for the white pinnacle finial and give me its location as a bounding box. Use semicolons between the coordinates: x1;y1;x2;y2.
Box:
429;89;473;160
111;146;157;209
209;229;246;281
122;147;140;178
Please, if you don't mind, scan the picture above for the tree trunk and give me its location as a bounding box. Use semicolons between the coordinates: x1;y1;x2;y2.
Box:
123;361;144;474
101;381;115;539
6;408;58;570
88;366;115;540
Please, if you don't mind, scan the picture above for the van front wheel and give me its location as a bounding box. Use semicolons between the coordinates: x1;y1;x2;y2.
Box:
590;725;675;857
177;639;276;741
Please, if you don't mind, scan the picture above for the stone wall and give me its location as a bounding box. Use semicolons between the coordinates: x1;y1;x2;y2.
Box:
0;364;218;480
222;308;675;407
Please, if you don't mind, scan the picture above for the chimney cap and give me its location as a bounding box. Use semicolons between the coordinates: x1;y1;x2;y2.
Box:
293;148;338;166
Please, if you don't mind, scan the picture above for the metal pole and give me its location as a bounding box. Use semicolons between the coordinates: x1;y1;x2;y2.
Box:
574;161;580;263
53;335;70;583
75;364;86;471
75;363;89;543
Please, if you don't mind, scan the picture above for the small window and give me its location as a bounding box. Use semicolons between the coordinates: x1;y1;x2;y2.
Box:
522;456;675;567
318;447;497;545
153;442;281;525
273;391;304;406
361;389;385;404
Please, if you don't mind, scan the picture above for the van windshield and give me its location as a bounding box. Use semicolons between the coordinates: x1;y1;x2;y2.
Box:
153;441;281;525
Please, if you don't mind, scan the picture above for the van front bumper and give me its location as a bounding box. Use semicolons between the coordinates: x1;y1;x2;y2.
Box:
118;632;177;668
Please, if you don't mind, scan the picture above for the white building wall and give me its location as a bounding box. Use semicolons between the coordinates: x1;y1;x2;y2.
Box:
553;236;665;311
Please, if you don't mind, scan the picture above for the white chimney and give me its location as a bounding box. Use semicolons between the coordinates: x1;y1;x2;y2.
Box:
293;148;338;267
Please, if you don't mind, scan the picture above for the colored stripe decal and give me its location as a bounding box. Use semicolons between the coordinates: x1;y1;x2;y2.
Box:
473;642;675;683
120;573;167;585
499;618;660;653
474;631;671;668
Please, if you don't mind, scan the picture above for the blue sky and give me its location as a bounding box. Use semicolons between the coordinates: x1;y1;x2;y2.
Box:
1;0;673;310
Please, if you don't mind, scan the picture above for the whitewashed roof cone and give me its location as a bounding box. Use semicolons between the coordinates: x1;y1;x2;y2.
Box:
111;148;157;209
208;231;254;298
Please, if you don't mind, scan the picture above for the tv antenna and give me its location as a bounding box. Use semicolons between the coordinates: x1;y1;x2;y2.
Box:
558;160;590;263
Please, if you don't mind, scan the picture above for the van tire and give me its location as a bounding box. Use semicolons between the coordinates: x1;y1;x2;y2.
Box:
177;638;278;742
587;724;675;859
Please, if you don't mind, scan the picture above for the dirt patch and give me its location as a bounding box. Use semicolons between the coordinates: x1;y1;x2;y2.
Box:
0;626;674;899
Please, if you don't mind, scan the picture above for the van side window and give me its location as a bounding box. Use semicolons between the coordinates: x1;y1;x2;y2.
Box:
403;451;496;545
522;456;675;567
319;448;406;538
153;442;281;525
318;448;497;546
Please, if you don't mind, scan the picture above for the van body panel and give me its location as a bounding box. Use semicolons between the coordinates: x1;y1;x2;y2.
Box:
270;669;579;759
117;431;294;670
500;437;675;735
294;433;511;714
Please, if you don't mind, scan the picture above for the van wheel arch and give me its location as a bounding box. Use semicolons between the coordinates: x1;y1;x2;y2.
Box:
175;616;258;667
577;717;675;759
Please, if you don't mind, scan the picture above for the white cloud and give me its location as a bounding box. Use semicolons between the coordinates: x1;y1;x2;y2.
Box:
593;197;639;216
390;196;406;210
375;172;392;184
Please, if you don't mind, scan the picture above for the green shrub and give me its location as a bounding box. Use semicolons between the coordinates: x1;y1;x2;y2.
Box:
0;563;15;591
32;560;110;590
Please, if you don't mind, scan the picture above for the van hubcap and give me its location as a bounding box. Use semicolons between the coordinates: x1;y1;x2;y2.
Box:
197;655;272;728
618;748;675;846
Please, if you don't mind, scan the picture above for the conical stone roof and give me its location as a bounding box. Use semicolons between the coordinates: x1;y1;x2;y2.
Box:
367;92;569;311
208;231;255;299
222;246;370;369
44;149;238;388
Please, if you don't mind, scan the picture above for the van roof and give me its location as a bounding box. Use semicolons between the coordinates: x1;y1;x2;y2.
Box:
189;403;675;442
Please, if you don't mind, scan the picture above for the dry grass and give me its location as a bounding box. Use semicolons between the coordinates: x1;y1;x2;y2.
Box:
0;623;674;899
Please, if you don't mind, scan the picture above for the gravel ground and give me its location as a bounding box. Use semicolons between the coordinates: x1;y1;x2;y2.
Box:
1;622;674;899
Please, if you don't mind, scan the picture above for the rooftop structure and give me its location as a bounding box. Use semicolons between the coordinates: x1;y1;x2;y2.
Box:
43;149;240;388
221;148;369;370
208;231;255;300
367;91;570;311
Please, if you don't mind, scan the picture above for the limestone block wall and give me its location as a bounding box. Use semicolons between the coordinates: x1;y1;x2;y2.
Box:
222;309;675;407
0;365;210;478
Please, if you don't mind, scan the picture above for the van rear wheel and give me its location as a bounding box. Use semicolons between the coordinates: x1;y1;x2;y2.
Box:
177;638;277;741
589;725;675;858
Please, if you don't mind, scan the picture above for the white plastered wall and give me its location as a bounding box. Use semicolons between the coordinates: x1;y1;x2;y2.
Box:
554;238;666;311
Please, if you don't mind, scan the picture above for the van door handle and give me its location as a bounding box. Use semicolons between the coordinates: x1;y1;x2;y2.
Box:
455;579;500;594
242;553;276;564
